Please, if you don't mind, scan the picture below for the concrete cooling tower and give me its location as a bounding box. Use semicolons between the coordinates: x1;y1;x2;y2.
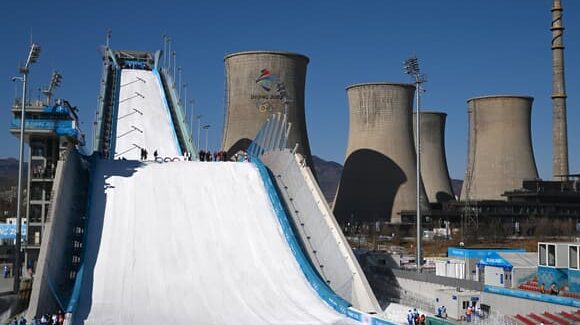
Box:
461;95;539;201
333;83;428;224
222;51;314;167
413;112;455;203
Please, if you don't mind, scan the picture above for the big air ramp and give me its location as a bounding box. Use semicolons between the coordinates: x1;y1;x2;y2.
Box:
70;160;355;324
113;69;181;160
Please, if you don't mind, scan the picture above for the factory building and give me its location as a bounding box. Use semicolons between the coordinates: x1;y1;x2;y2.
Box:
413;112;455;204
461;95;539;201
221;51;314;168
333;83;428;224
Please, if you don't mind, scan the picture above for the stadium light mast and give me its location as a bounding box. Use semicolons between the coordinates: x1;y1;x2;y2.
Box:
196;115;203;150
14;43;41;293
404;56;426;273
42;71;62;105
203;124;211;152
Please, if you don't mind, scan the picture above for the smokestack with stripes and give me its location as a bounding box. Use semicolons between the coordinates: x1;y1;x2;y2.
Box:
551;0;569;180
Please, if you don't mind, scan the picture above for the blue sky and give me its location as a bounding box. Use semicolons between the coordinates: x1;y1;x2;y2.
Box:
0;0;578;179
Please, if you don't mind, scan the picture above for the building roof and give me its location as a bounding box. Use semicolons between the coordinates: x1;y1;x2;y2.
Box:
497;252;537;268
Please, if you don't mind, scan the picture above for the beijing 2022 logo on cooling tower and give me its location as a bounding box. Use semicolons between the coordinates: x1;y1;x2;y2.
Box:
252;68;282;113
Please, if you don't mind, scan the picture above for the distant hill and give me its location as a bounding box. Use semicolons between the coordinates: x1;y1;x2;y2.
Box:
452;179;463;199
0;158;22;190
311;155;342;204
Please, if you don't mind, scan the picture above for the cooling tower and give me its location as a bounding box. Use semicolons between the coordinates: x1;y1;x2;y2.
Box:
413;112;455;203
333;83;428;224
461;95;539;201
222;51;313;167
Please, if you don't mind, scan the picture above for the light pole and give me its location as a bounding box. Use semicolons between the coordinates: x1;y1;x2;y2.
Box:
203;124;211;152
404;56;426;273
177;66;182;98
172;51;177;80
189;99;195;142
196;115;203;150
162;34;168;69
167;38;172;72
182;83;187;113
15;43;41;293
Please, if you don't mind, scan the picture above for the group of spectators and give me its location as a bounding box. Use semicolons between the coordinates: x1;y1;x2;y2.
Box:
406;308;426;325
8;310;64;324
198;150;231;162
540;283;560;295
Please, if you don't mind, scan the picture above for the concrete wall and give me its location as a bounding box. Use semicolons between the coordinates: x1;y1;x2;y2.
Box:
461;95;539;201
393;270;576;316
412;112;454;203
262;149;381;313
333;83;428;224
222;51;314;169
27;149;89;319
481;291;576;315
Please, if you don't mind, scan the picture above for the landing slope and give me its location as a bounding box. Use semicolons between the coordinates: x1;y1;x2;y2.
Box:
114;69;180;159
73;160;352;324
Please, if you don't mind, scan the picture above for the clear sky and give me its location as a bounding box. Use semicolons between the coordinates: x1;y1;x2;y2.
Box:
1;0;578;180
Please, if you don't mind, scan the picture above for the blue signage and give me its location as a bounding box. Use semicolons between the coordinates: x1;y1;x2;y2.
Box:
0;224;27;240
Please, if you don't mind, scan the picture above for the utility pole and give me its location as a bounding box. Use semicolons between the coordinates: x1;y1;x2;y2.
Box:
15;43;41;293
404;56;426;273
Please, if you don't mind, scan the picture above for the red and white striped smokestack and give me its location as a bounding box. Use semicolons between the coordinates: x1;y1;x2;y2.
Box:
551;0;569;180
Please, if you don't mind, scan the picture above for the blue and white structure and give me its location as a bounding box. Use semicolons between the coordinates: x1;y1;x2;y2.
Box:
20;47;391;324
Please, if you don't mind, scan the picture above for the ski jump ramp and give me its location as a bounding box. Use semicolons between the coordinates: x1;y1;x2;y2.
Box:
27;61;390;324
113;69;181;159
71;160;355;324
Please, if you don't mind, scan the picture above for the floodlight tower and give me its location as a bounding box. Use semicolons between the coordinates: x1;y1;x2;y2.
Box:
15;43;41;293
404;56;426;273
41;71;62;105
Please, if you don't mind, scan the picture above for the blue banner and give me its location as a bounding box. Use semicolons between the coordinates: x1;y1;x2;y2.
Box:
0;224;27;240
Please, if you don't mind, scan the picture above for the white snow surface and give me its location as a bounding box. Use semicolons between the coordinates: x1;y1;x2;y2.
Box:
114;69;180;160
73;160;354;324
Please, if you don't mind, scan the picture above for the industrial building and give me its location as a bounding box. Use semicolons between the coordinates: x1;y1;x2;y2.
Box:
221;51;315;168
461;95;539;201
333;82;428;224
413;112;454;204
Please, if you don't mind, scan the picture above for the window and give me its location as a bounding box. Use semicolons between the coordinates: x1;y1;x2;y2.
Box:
539;244;547;266
548;244;556;267
570;246;578;269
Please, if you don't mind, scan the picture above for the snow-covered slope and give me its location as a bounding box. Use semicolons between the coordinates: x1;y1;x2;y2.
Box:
72;160;353;324
113;69;180;160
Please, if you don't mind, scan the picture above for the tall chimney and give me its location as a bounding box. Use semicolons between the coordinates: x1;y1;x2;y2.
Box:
551;0;569;180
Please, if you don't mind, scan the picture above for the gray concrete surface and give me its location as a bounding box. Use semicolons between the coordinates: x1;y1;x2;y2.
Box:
413;112;455;203
222;51;314;169
333;83;428;224
551;0;570;180
461;95;539;201
262;149;381;313
27;149;89;319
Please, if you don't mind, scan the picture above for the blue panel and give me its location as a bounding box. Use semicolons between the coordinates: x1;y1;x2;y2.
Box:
568;269;580;293
476;252;513;271
67;156;97;314
448;248;525;259
538;265;568;290
484;285;580;308
252;156;398;324
0;224;27;240
251;158;350;313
